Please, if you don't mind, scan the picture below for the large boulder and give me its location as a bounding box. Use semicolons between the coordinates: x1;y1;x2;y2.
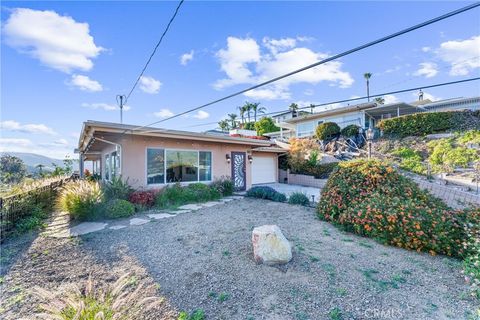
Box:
252;225;292;265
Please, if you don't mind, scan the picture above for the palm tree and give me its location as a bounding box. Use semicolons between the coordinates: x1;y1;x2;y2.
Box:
218;119;230;132
227;113;238;128
364;72;372;102
374;97;385;105
250;102;266;122
288;103;299;117
244;102;252;122
309;103;316;114
238;106;246;125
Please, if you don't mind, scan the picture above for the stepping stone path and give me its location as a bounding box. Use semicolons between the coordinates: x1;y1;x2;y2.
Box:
130;218;149;226
148;213;175;220
42;195;244;238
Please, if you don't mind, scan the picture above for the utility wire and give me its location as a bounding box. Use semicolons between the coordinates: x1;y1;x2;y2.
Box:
124;0;185;104
140;77;480;133
125;2;479;133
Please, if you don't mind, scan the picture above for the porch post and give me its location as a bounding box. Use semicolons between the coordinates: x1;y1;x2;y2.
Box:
79;153;85;178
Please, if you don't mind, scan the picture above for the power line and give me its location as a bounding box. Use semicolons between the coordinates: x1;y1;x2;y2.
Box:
126;2;479;133
124;0;185;104
141;77;480;133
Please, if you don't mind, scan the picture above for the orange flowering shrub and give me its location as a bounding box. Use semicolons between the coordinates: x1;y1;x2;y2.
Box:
317;159;479;257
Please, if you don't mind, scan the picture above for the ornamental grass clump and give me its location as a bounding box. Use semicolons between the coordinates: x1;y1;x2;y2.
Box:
246;186;286;202
317;159;478;257
57;180;104;220
288;192;311;206
33;273;165;320
155;183;221;208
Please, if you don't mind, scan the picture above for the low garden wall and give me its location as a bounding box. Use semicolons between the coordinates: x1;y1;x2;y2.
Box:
279;169;328;189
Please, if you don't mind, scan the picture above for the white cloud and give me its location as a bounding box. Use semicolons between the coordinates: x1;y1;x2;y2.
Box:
3;8;103;73
139;76;161;94
413;62;438;78
154;109;175;118
383;94;400;104
213;36;353;100
180;50;194;65
412;92;441;102
421;47;431;52
303;89;314;96
437;35;480;76
69;74;103;92
0;138;74;159
193;110;209;119
0;120;56;135
81;102;130;111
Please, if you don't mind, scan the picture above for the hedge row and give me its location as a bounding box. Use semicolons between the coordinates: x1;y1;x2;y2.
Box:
377;110;480;137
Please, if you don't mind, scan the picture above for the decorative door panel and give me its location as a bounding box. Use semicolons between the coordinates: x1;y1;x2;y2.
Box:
231;152;246;191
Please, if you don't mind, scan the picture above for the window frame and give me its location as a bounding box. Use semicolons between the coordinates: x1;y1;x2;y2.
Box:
145;147;213;187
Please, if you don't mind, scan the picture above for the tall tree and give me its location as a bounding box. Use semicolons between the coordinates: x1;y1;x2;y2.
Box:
374;97;385;105
0;154;27;184
227;113;238;129
254;117;280;136
243;102;252;122
364;72;372;102
288;103;299;117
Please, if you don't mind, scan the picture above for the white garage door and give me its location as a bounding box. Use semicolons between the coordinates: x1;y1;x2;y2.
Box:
252;154;276;184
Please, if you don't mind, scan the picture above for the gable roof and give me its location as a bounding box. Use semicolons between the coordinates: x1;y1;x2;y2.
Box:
78;120;271;153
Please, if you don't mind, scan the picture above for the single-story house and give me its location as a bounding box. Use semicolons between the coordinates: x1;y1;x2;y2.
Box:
77;121;285;191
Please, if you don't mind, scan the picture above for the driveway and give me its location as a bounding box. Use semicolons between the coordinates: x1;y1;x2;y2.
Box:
1;198;476;319
254;182;322;202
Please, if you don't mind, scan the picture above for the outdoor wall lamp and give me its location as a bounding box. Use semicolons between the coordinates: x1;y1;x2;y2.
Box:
366;128;374;159
248;155;253;163
226;154;231;163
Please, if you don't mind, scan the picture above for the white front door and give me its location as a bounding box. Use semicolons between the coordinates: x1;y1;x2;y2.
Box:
252;154;276;184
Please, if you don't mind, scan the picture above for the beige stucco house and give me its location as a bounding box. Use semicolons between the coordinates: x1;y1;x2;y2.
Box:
77;121;285;191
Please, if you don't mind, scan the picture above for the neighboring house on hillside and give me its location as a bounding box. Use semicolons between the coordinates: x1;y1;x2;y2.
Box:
280;101;420;138
268;96;480;138
271;110;310;123
421;96;480;112
76;121;285;191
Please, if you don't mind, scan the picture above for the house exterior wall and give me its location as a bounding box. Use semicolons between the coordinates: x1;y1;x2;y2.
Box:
295;111;365;137
99;135;278;189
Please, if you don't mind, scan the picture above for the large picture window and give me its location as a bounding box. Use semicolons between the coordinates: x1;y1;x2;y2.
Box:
147;149;165;184
166;150;198;182
146;149;212;185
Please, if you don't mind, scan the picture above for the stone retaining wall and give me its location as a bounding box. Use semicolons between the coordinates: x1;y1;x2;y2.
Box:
410;176;480;209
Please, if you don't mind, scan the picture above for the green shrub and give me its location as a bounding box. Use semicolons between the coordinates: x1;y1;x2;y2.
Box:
211;176;234;196
391;147;426;175
377;110;480;137
340;124;360;137
288;192;310;206
462;208;480;299
57;180;104;220
103;176;134;200
315;122;340;140
14;205;48;234
178;309;205;320
246;186;286;202
155;183;220;208
243;122;256;130
290;162;338;179
457;130;480;145
105;199;135;219
428;138;479;172
317;159;478;257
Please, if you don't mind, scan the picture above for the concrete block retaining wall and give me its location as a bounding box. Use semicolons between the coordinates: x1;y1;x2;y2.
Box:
279;169;328;189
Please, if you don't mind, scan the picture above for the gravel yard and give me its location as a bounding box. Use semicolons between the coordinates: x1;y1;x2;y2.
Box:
1;198;477;319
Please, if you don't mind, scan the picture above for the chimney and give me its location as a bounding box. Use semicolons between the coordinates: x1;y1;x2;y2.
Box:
419;89;424;101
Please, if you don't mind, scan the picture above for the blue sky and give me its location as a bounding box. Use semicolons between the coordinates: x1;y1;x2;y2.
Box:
1;1;479;159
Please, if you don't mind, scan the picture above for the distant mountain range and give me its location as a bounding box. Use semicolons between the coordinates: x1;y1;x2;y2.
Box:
0;152;78;173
